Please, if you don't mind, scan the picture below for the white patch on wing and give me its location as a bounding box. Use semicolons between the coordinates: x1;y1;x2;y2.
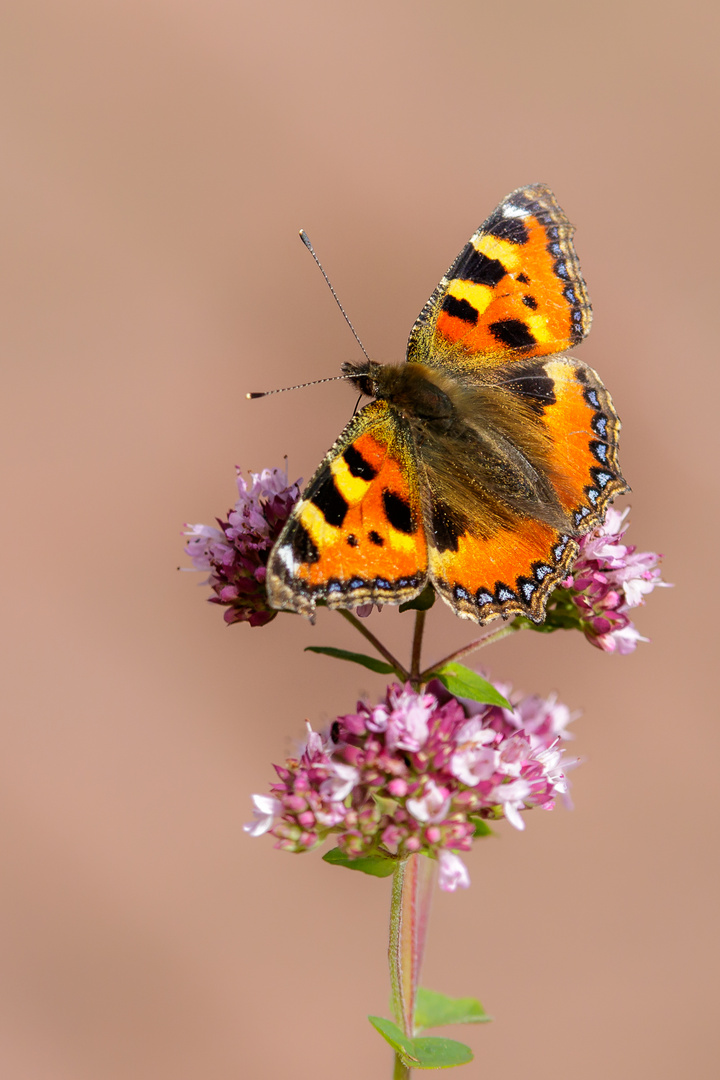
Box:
503;204;529;218
276;544;296;573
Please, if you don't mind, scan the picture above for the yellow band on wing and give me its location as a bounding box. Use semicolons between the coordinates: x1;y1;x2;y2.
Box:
446;279;494;317
298;500;341;546
474;234;522;272
525;313;554;345
386;526;419;554
330;455;372;504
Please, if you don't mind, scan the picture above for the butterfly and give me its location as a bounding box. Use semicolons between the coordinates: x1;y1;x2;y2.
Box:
267;184;628;624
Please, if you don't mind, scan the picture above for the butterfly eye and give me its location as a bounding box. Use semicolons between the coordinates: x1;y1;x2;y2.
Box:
341;362;376;399
355;375;376;398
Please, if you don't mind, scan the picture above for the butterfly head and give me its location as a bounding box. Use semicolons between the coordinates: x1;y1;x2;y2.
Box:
342;359;456;425
341;359;384;399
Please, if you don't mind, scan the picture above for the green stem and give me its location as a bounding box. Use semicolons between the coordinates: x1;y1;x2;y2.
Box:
419;620;518;681
409;610;427;688
388;854;436;1077
393;1054;411;1080
337;609;409;681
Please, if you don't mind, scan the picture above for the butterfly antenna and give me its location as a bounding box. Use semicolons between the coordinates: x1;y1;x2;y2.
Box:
246;372;358;400
298;229;372;363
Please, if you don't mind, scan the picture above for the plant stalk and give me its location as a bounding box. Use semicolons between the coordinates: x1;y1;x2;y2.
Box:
388;854;436;1077
393;1053;411;1079
409;609;427;688
338;609;409;680
420;621;518;680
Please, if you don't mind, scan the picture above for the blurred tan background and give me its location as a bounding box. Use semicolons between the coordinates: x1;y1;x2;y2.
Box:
1;1;718;1077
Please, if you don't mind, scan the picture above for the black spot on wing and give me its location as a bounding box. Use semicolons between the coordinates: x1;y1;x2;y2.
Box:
517;272;530;284
343;444;377;480
502;362;556;415
291;522;319;564
489;319;536;349
441;295;478;325
382;490;417;534
431;501;465;553
368;530;384;546
310;473;348;527
483;209;530;245
452;244;506;286
522;294;538;309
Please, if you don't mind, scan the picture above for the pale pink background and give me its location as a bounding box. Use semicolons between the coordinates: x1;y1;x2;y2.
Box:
1;2;718;1078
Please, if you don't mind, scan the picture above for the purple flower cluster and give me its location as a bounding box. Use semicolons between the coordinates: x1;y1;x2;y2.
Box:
245;680;577;891
184;467;301;627
567;507;667;653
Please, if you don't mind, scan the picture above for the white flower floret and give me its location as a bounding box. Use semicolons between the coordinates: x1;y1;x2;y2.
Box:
493;778;531;830
320;762;360;803
244;794;281;837
407;779;451;823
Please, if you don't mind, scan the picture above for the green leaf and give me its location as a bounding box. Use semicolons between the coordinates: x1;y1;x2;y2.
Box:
415;987;492;1031
469;817;494;838
515;589;586;634
368;1018;473;1069
515;613;581;633
322;847;396;877
411;1036;474;1068
368;1017;419;1064
399;585;437;612
429;663;511;708
304;646;395;674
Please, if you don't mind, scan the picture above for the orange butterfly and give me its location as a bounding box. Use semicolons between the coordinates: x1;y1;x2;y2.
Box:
267;184;627;624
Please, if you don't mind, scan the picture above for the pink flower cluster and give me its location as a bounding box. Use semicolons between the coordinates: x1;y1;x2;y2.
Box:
184;467;301;627
245;681;577;891
567;507;667;653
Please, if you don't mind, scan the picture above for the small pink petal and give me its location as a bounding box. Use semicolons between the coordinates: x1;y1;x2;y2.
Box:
438;850;470;891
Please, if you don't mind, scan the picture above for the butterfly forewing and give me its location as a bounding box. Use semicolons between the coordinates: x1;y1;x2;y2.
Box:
407;183;593;372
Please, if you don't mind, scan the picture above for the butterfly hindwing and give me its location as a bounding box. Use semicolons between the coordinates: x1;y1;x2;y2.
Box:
267;400;428;615
407;183;592;371
428;515;579;624
422;356;627;622
529;357;627;527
